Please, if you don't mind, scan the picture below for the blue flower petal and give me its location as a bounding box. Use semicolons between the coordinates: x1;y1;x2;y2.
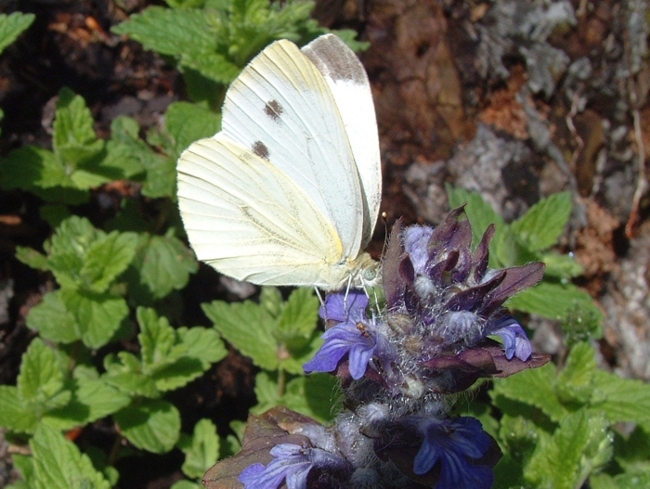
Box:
493;317;532;361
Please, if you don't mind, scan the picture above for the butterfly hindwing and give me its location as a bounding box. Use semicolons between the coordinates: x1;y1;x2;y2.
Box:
177;137;346;287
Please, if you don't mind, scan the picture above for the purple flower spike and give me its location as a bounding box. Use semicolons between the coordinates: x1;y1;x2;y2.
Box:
493;317;532;361
411;417;494;489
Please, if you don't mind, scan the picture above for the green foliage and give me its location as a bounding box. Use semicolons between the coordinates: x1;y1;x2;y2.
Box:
447;186;603;338
11;424;112;489
0;12;35;54
112;0;364;107
490;342;650;488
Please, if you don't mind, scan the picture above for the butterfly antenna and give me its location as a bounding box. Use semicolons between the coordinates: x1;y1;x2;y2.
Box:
314;287;324;307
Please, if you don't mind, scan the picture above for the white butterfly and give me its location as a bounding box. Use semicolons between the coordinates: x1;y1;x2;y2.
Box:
176;34;381;291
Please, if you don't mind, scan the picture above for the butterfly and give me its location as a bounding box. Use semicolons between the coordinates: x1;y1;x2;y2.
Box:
176;34;381;291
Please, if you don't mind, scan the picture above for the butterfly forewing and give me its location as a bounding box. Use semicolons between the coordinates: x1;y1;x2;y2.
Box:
302;34;382;249
220;39;364;258
177;137;347;287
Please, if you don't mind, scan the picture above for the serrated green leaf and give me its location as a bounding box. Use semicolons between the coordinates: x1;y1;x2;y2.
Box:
203;299;278;370
126;234;198;303
284;373;339;423
115;399;181;453
506;280;603;323
542;251;584;278
1;145;68;190
0;385;38;432
556;342;597;405
80;231;138;292
53;88;104;166
165;102;221;156
252;371;337;423
179;419;219;479
103;351;159;398
26;291;80;344
112;7;217;61
178;326;227;368
592;369;650;429
46;215;98;288
591;472;650;489
11;452;35;487
43;377;131;429
17;338;70;412
29;424;111;489
138;307;186;371
524;411;610;489
511;192;572;252
276;287;319;349
0;12;35;54
60;288;128;349
492;363;568;422
141;153;176;198
15;246;48;271
151;326;226;391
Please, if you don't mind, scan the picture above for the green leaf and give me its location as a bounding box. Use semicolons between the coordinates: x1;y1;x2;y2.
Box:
511;192;572;252
203;298;279;370
283;373;339;423
126;233;198;303
177;326;227;369
138;307;187;373
26;291;79;344
165;101;221;156
103;116;150;179
52;88;104;166
591;472;650;489
1;145;66;189
492;363;568;423
252;371;338;423
0;12;35;54
524;411;611;489
17;338;70;412
15;246;48;271
555;342;597;405
43;377;131;429
0;385;38;432
103;351;159;398
112;7;217;62
80;231;138;293
140;152;176;198
60;288;129;349
506;280;603;324
152;328;226;391
178;419;219;479
29;424;111;489
46;215;99;288
275;287;319;350
115;399;181;453
541;251;584;278
592;369;650;429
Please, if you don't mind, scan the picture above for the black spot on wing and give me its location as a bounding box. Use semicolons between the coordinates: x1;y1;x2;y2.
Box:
264;100;284;122
252;141;270;160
